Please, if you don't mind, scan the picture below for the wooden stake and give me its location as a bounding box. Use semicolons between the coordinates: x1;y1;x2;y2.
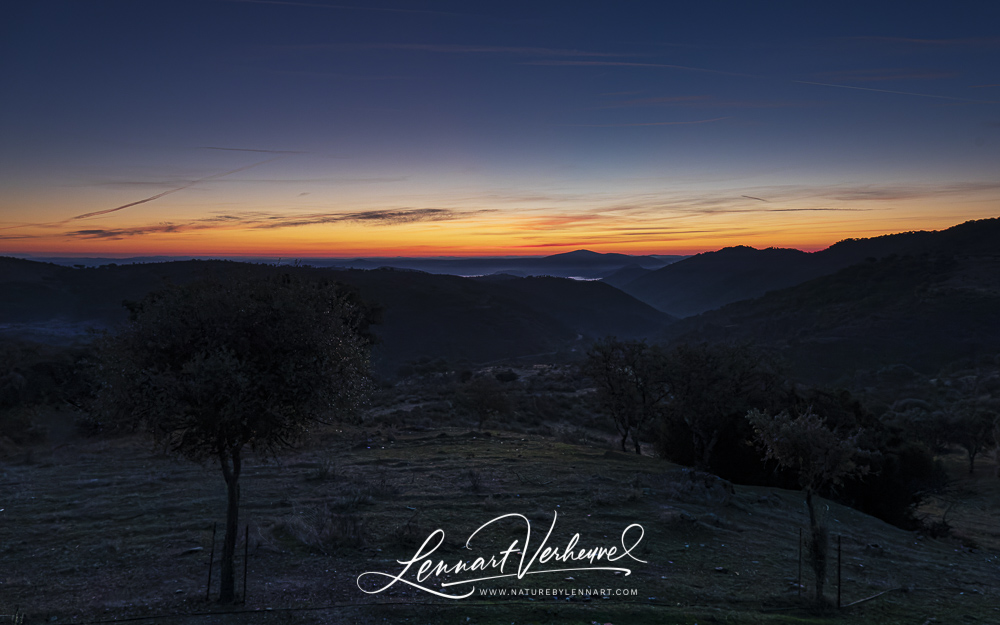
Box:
206;522;217;601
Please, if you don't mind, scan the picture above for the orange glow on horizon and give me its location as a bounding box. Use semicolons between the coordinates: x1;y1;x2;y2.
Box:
3;217;991;259
2;183;997;259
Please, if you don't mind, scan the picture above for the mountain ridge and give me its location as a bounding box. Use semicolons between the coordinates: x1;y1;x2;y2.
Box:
619;217;1000;317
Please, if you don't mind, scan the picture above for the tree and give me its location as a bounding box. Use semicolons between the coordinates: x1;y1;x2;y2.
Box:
582;337;669;454
657;342;785;471
94;271;375;602
457;374;511;430
949;397;999;475
746;408;874;604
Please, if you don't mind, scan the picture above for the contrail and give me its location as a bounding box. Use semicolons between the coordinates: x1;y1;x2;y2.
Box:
742;195;769;202
0;157;281;232
70;158;280;220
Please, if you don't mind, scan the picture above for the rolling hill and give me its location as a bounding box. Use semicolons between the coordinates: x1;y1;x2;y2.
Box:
619;217;1000;318
0;258;673;375
662;250;1000;384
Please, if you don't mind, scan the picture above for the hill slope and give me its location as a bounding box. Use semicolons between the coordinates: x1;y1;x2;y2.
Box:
663;251;1000;383
0;259;673;374
621;217;1000;317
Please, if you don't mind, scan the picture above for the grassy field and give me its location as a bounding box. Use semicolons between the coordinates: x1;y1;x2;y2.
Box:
2;407;999;625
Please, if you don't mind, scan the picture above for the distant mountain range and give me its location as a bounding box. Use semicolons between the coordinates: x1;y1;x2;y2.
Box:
24;250;687;280
0;257;673;375
3;217;998;381
659;218;1000;383
615;217;1000;318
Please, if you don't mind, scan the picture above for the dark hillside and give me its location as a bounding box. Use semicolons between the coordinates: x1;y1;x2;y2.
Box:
663;252;1000;383
601;264;652;289
620;217;1000;318
0;259;673;375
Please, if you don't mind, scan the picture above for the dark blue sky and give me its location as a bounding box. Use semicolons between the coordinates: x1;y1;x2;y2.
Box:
2;1;998;256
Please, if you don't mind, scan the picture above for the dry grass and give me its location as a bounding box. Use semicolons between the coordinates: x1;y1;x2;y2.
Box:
2;420;999;625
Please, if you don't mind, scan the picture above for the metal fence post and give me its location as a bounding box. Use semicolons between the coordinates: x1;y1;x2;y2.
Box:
242;524;249;604
206;522;217;601
837;534;842;609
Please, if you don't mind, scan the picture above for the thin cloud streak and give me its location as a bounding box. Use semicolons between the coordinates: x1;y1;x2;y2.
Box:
561;116;731;127
299;43;623;57
793;80;1000;104
60;208;496;239
524;60;757;78
70;158;281;220
815;68;957;83
0;158;282;233
598;95;804;109
201;146;308;154
222;0;469;17
848;36;1000;47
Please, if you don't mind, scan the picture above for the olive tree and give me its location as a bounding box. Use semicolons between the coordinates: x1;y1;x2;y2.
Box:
746;407;874;604
457;374;511;430
94;271;375;602
658;342;784;471
582;337;669;454
949;397;999;474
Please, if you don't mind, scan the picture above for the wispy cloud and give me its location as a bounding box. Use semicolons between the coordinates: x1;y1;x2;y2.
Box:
815;68;957;83
523;59;755;78
0;158;285;233
560;116;731;127
253;208;472;228
819;182;1000;202
848;36;1000;47
301;43;623;57
597;95;803;109
60;208;495;239
792;80;999;104
69;158;281;221
264;69;412;81
200;146;308;154
598;95;709;107
222;0;469;17
84;176;407;189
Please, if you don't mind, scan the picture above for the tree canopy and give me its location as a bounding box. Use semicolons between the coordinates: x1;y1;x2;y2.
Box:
582;337;669;454
94;270;376;601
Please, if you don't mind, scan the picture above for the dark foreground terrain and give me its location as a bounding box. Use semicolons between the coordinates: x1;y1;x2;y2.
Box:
2;404;998;625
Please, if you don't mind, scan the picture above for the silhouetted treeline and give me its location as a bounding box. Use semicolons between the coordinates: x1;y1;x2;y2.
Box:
583;339;949;529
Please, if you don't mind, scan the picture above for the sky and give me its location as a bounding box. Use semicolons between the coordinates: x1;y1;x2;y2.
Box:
1;0;999;257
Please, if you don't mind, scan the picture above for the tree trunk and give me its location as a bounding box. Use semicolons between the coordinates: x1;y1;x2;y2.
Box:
620;432;628;452
968;448;976;474
805;490;827;604
219;445;242;603
631;432;641;455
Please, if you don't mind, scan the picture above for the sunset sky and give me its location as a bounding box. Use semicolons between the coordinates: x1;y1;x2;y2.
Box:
2;1;998;257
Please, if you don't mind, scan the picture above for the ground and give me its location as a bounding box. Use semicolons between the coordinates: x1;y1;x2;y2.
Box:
2;403;999;625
